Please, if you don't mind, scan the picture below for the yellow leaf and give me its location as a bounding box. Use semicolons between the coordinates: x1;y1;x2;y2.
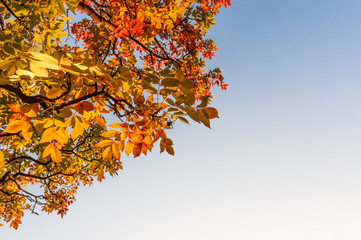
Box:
16;69;34;79
50;146;62;163
100;130;118;138
43;142;56;158
43;118;55;128
5;120;26;133
54;127;69;145
21;124;33;141
40;127;57;143
71;116;84;140
120;132;128;141
95;140;113;148
111;142;121;159
54;119;68;127
20;106;37;118
29;52;61;70
0;151;5;168
30;65;48;77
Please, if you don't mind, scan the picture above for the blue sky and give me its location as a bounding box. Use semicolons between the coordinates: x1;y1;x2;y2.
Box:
3;1;361;239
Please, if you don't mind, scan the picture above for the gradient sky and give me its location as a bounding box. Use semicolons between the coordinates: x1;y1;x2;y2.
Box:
2;0;361;239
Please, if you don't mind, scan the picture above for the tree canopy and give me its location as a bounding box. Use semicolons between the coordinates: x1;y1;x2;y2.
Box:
0;0;230;229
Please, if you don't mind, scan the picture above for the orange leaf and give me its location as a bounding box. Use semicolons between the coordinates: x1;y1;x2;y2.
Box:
166;145;175;156
10;219;21;229
130;132;143;144
102;146;112;160
7;104;21;113
141;143;148;155
95;116;107;129
81;101;94;112
111;142;121;159
124;141;134;156
133;143;141;158
95;140;113;148
117;140;125;151
143;135;153;146
108;122;123;128
5;120;26;133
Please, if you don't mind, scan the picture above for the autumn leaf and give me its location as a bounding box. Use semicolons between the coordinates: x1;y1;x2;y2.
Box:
125;141;134;156
0;151;5;168
102;146;112;160
81;101;94;111
100;130;118;138
108;122;123;128
111;141;121;159
166;145;175;156
50;146;62;163
95;140;113;148
132;143;141;158
20;106;37;118
4;120;26;133
203;107;219;119
22;124;33;141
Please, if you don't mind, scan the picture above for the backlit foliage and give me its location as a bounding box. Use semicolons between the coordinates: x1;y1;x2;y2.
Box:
0;0;230;228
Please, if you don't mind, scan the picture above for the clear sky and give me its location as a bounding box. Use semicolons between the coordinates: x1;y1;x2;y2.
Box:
3;0;361;239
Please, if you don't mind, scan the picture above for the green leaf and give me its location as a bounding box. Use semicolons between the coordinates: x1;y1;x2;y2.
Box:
0;32;7;42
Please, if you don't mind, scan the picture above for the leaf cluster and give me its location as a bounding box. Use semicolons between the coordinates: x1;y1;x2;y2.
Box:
0;0;230;228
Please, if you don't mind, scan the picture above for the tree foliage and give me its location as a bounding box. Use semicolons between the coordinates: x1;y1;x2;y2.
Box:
0;0;230;228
